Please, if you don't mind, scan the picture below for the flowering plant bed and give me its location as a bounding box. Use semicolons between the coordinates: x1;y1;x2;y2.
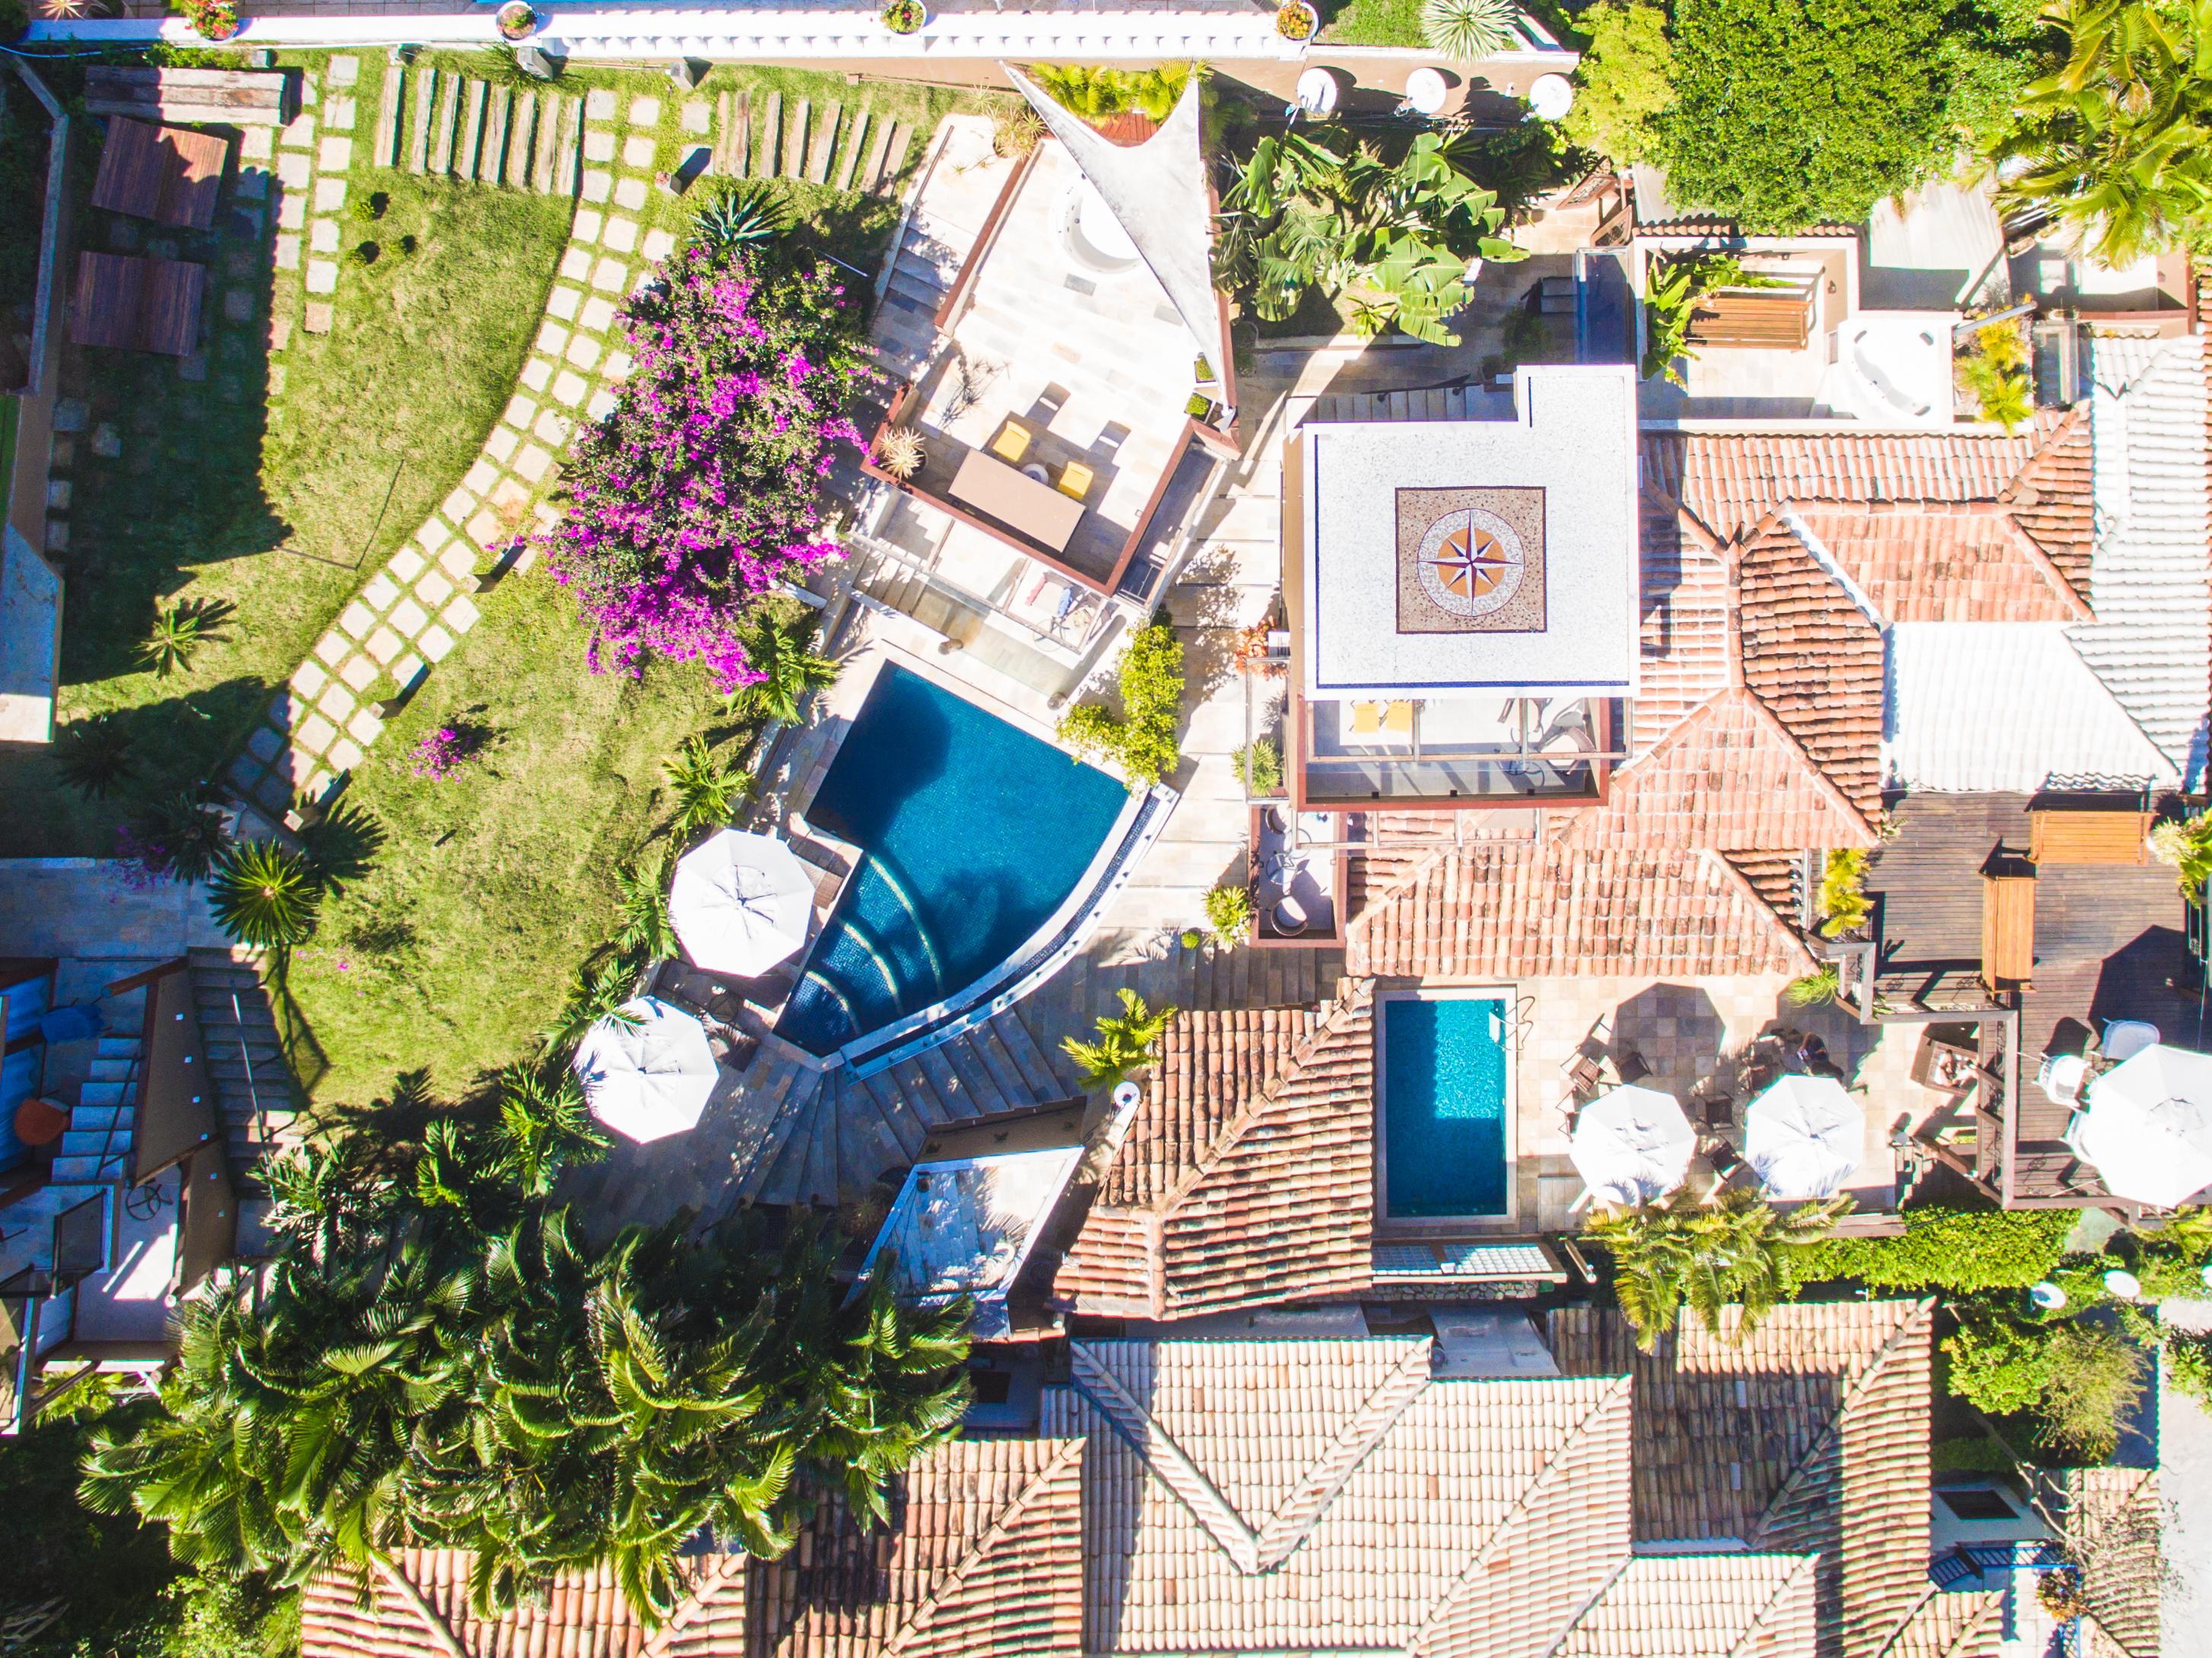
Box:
177;0;240;38
1275;0;1319;40
495;0;539;38
881;0;927;31
411;724;482;780
538;246;869;694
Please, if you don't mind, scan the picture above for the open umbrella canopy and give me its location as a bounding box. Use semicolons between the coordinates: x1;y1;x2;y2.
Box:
669;829;815;979
1569;1085;1696;1207
573;996;719;1143
2069;1043;2212;1209
1744;1074;1862;1199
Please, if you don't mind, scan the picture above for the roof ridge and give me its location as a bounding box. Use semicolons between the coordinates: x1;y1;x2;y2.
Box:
1748;1299;1934;1550
1348;843;1455;952
1538;1555;1636;1657
1068;1342;1265;1571
1729;1552;1823;1658
1700;849;1817;974
1249;1336;1433;1569
371;1558;470;1658
1414;1374;1636;1651
881;1437;1087;1658
1870;1584;2004;1658
1155;980;1376;1215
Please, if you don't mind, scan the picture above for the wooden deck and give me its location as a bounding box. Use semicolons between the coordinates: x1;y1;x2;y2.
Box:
1869;792;2206;1203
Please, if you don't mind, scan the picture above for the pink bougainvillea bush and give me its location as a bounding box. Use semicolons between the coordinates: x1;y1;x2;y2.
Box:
538;246;869;692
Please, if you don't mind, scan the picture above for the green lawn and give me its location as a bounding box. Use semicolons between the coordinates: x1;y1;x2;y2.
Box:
278;569;732;1105
0;64;572;858
1319;0;1426;46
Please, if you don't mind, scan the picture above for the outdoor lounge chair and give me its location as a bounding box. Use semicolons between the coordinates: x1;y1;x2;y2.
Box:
2036;1051;2089;1104
2100;1019;2159;1064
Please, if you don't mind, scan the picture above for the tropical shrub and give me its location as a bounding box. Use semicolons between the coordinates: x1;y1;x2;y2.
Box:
2145;811;2212;894
1957;319;2034;430
726;602;838;726
663;734;752;840
1819;847;1873;936
614;850;676;964
1422;0;1517;58
208;839;322;952
1944;1305;2149;1460
2166;1326;2212;1407
1640;253;1775;384
1782;964;1843;1008
1058;611;1185;789
1214;129;1524;345
1990;0;2212;268
1205;882;1255;945
874;424;925;479
1787;1204;2074;1293
1063;987;1176;1090
1563;1;1677;164
119;787;231;885
53;714;136;799
137;597;231;678
1584;1187;1849;1351
1233;737;1284;797
1027;62;1199;122
689;181;792;256
538;245;868;694
541;956;640;1059
994;106;1046;157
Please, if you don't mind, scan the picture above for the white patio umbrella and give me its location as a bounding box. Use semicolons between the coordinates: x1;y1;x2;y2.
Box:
1743;1074;1863;1199
2068;1043;2212;1209
668;829;816;979
1569;1085;1697;1207
573;996;719;1143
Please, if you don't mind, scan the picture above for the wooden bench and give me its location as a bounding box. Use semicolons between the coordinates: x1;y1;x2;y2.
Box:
2030;807;2150;866
1688;280;1817;351
1981;869;2036;989
92;119;230;231
70;253;205;357
84;66;300;129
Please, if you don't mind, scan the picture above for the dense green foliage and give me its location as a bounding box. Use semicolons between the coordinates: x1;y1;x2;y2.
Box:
82;1069;969;1627
1062;988;1176;1091
1027;62;1199;121
1205;883;1255;945
725;602;839;729
1562;1;1677;164
1586;1189;1848;1351
1233;738;1284;798
2146;811;2212;894
1786;1204;2074;1293
208;840;323;952
1639;254;1774;384
1058;612;1185;789
1945;1307;2148;1461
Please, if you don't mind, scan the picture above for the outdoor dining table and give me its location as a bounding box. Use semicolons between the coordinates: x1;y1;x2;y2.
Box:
90;118;230;230
947;449;1085;554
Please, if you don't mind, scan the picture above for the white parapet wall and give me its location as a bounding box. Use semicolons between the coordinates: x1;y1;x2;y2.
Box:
32;10;1306;59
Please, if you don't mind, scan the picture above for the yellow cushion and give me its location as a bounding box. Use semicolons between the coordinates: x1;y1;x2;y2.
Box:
1382;700;1414;734
1057;462;1094;500
990;422;1030;462
1350;701;1382;735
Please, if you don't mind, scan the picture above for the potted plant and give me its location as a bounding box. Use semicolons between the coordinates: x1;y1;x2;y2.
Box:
177;0;240;40
874;424;925;479
495;0;538;39
1275;0;1319;40
0;0;30;48
881;0;926;33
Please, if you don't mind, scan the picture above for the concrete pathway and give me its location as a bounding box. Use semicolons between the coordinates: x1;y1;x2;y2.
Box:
2162;1298;2212;1653
0;857;230;958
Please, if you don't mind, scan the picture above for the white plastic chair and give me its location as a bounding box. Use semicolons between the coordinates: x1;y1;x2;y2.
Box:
2037;1052;2089;1104
2101;1019;2159;1064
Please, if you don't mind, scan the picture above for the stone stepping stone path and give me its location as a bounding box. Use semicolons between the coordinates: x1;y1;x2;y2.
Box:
262;50;366;373
703;87;910;194
228;87;679;823
379;65;582;193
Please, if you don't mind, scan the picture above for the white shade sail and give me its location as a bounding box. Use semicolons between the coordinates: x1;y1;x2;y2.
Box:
1743;1075;1862;1199
668;829;816;978
2069;1043;2212;1208
1569;1085;1696;1207
573;996;719;1144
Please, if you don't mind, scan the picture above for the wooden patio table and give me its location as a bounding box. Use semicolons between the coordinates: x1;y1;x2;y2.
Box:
91;118;230;230
947;449;1084;554
70;253;205;357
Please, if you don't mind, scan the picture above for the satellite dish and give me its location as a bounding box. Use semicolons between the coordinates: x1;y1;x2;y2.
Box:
1528;73;1575;121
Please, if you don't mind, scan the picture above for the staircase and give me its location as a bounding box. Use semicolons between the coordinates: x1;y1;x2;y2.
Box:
51;1033;141;1186
188;948;300;1183
869;221;966;382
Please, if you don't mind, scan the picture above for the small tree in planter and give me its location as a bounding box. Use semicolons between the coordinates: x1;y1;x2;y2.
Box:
881;0;926;32
537;246;871;694
173;0;239;40
495;1;539;40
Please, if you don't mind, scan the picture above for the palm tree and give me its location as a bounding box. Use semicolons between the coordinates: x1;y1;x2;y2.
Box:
129;787;233;883
662;735;751;842
1423;0;1518;59
491;1064;607;1196
1989;0;2212;268
136;598;232;678
540;957;640;1059
614;850;677;964
54;715;135;799
1583;1186;1849;1351
1214;129;1523;345
208;839;322;952
1062;987;1177;1091
731;609;839;729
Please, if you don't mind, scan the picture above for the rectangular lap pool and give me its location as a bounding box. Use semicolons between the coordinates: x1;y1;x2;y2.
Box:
1379;993;1511;1218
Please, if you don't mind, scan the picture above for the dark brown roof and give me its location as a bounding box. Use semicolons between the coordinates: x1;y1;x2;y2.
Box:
1052;989;1375;1319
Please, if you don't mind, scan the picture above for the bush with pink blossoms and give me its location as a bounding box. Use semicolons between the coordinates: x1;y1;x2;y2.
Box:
538;246;870;693
411;726;478;781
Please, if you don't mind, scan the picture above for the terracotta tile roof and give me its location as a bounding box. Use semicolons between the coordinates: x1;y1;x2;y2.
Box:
1543;1301;1937;1658
299;1442;1085;1658
2032;1467;2163;1658
1636;495;1733;751
1874;1590;2005;1658
1555;1554;1820;1656
749;1438;1086;1658
1791;501;2093;623
1734;514;1887;824
1052;989;1374;1319
1038;1336;1635;1656
1995;406;2095;596
1725;852;1803;923
1347;843;1813;980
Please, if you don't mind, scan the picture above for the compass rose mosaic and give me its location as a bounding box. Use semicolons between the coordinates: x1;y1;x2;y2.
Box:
1394;485;1547;634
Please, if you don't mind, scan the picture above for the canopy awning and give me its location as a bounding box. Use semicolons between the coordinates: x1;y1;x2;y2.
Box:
2068;1043;2212;1208
1569;1084;1696;1208
573;996;719;1144
1743;1074;1861;1199
668;828;816;979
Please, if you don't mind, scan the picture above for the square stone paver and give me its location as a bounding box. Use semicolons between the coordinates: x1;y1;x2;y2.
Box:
297;712;338;754
277;193;306;231
390;546;426;583
603;350;633;380
223;287;255;322
416;569;455;608
338;600;376;639
487;424;519;462
362;570;401;609
582;170;613;205
682;99;711;134
584;129;617;163
340;654;379;693
551;370;588;408
249;723;285;763
364;626;404;665
313;177;348;212
389;597;429;637
490;475;530;512
513;443;554;484
418;519;451;557
620;134;656;168
348;707;385;746
535;319;570;354
277;151;312;189
316;681;356;723
534;408;573;446
586;88;616;119
446;594;483;634
323;96;356;132
281;112;316;148
602;216;639;255
627;95;662;125
641;228;675;262
547;285;582;322
289;662;330;702
613;176;649;211
389;651;425;688
586;389;618;421
327;52;359;86
274;234;301;271
439;542;476;580
277;748;315;789
579;295;618;333
314;630;349;666
564;334;601;371
463;459;500;496
465;510;503;550
559;247;592;282
318;135;354;171
503;393;539;428
590;256;627;292
573;210;604;247
420;621;458;663
304;301;335;335
442;485;478;524
243;126;274;161
309;218;340;255
306;259;339;295
520;357;554;392
326;737;364;775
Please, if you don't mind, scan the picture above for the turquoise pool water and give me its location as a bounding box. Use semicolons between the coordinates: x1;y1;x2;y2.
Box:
776;665;1128;1057
1380;995;1510;1217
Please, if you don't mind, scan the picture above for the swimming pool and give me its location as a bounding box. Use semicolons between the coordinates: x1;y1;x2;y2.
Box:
1379;994;1511;1218
776;665;1129;1058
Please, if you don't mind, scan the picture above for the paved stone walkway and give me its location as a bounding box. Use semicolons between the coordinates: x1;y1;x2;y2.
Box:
229;84;685;821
